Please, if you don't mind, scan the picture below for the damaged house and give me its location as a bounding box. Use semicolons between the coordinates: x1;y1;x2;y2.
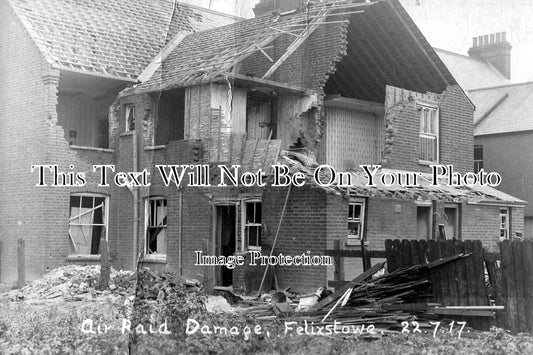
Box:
0;0;525;292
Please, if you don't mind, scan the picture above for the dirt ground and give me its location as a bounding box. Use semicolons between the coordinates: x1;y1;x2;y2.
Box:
1;266;532;354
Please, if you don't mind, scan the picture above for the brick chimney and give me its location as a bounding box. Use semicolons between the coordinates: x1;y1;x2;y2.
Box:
253;0;303;17
468;31;512;79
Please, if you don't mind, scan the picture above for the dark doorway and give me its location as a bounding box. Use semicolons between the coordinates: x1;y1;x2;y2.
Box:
216;205;236;286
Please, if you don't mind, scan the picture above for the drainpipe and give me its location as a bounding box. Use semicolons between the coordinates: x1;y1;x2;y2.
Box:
132;126;139;270
178;188;183;275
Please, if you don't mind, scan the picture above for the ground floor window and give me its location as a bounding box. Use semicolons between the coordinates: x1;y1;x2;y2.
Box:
347;199;365;245
69;194;107;255
145;198;167;256
243;201;262;250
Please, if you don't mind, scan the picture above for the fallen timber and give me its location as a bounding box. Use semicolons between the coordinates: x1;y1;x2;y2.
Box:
246;252;501;336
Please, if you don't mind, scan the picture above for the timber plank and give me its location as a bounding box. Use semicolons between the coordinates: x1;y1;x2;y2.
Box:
512;240;527;332
454;240;468;307
310;261;386;311
523;241;533;332
428;240;443;304
501;240;517;332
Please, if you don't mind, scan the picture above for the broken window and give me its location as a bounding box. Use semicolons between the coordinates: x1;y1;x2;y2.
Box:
125;105;135;132
418;104;439;163
243;202;262;250
69;194;107;255
145;198;167;256
156;89;185;145
474;145;483;173
347;200;365;245
500;208;509;240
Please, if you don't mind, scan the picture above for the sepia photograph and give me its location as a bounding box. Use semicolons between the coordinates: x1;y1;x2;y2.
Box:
1;0;532;353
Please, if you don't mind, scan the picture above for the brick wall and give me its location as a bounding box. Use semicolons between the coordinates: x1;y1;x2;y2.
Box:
239;22;347;93
262;185;328;293
0;4;119;282
383;85;474;173
0;3;51;282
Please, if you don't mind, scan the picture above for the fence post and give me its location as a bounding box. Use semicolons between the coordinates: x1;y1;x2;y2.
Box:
333;240;344;282
17;237;25;288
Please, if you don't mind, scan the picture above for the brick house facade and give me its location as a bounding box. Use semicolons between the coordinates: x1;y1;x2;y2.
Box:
1;0;525;292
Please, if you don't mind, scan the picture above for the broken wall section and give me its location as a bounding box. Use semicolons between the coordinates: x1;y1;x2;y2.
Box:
381;85;474;173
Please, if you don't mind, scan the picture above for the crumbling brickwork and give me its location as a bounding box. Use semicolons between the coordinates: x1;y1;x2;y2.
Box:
382;85;474;173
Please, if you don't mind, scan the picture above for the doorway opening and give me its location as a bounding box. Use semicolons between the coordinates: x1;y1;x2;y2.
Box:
215;205;236;286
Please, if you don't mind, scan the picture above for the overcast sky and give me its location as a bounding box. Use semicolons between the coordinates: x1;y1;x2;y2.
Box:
182;0;533;82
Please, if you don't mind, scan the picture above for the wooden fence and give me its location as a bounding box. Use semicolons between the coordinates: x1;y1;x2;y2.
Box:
385;239;488;309
499;240;533;333
326;238;533;332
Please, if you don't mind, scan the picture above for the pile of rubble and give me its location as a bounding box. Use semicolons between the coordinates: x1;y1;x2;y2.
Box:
7;265;135;303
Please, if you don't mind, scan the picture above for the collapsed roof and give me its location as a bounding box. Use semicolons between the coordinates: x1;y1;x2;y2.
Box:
134;0;458;102
7;0;239;82
279;152;526;205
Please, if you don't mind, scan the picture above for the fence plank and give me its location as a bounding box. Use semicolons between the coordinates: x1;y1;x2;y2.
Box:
427;240;443;304
523;241;533;332
333;240;344;283
500;240;517;332
512;240;527;332
454;240;468;306
400;239;411;269
444;240;457;305
17;238;25;289
385;239;396;272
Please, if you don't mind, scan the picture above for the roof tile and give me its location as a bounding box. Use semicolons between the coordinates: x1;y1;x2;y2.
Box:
8;0;239;81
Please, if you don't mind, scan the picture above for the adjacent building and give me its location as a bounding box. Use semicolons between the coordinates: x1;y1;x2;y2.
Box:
437;32;533;239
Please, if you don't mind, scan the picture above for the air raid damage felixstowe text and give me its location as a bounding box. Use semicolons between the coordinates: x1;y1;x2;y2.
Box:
30;163;502;189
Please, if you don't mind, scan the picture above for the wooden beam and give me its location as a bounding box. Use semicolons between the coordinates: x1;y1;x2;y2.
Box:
17;237;25;288
138;31;190;83
324;96;385;114
324;249;387;258
215;74;313;95
309;261;386;311
262;9;329;79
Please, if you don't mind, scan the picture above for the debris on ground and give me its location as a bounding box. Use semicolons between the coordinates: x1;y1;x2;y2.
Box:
213;285;243;305
205;295;235;313
4;265;135;303
242;253;493;337
2;265;204;306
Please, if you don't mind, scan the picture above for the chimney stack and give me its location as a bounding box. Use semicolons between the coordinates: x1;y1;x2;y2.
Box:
468;31;511;80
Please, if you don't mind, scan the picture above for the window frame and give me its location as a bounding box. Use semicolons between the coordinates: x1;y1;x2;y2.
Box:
443;204;460;240
500;208;509;241
125;104;135;133
144;197;168;260
416;201;433;240
474;145;484;173
68;193;109;256
241;200;262;251
347;198;365;245
417;102;439;164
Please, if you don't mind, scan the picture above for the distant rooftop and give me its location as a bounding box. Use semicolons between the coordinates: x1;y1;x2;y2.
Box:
435;48;510;91
471;81;533;136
